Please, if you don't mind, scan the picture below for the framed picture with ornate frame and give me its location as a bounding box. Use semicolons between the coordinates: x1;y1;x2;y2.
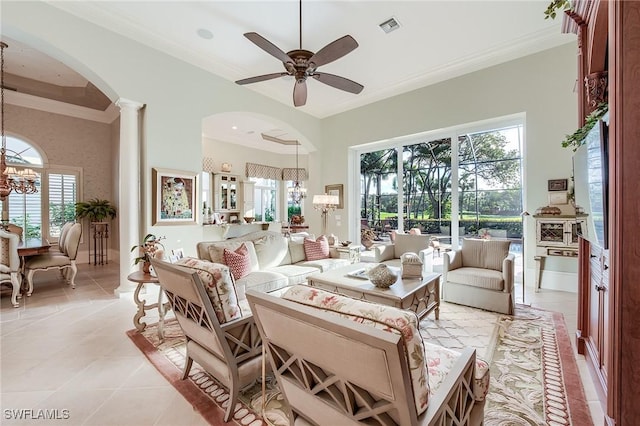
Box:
325;184;344;209
548;178;568;192
152;168;198;225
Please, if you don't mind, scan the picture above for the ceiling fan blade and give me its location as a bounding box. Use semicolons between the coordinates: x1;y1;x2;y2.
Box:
244;32;292;64
309;35;359;68
313;72;364;94
235;72;287;85
293;79;307;107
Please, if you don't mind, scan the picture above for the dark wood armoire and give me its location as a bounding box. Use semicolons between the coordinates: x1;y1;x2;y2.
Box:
565;1;640;425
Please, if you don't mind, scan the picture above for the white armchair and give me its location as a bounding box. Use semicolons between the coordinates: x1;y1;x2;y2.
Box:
443;238;515;314
24;223;82;296
374;233;434;274
0;228;21;307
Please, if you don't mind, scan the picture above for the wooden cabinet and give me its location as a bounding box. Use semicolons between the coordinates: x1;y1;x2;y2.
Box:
568;1;640;424
583;239;610;394
213;174;239;212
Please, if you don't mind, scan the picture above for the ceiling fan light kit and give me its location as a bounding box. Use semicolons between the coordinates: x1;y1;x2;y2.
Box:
235;0;363;107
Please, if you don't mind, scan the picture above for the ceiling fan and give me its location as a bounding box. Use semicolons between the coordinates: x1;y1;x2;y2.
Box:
235;0;364;107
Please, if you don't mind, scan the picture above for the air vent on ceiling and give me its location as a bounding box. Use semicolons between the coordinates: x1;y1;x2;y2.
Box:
379;17;401;34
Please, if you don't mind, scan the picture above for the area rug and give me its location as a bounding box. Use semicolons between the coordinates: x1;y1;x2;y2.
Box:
127;302;593;426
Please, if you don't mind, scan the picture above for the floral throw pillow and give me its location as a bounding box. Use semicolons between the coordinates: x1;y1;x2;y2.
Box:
303;235;330;261
282;284;429;415
223;243;252;280
176;257;242;323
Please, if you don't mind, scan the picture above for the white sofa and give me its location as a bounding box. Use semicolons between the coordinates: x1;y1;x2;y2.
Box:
197;230;351;296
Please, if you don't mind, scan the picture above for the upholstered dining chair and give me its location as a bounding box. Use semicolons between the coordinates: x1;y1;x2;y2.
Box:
24;223;82;296
7;224;23;242
55;221;74;255
0;228;21;307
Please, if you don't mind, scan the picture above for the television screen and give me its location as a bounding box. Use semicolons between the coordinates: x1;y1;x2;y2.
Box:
573;113;609;249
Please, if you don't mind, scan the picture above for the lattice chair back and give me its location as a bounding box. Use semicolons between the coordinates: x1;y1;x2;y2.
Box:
150;259;264;422
247;288;483;426
0;228;21;307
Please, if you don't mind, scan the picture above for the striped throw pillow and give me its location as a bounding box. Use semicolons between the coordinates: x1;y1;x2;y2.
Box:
303;236;330;261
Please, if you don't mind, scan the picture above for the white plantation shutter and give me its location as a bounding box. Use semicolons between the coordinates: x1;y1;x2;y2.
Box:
8;185;42;238
48;172;78;239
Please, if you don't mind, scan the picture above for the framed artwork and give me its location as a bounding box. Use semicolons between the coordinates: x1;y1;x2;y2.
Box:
152;168;198;225
549;191;568;205
548;179;568;192
325;184;344;209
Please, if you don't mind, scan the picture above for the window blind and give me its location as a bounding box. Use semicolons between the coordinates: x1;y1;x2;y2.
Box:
48;173;78;239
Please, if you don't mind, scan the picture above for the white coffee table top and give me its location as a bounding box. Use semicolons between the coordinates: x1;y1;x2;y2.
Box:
308;262;439;301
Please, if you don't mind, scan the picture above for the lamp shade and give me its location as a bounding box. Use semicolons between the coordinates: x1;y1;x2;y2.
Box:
313;194;339;206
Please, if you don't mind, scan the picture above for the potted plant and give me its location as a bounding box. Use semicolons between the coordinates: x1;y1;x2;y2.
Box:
131;234;166;273
75;198;117;222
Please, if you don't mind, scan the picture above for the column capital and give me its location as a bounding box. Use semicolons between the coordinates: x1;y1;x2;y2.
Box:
115;98;144;111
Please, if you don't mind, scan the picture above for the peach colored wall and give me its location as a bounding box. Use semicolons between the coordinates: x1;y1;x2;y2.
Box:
7;104;114;258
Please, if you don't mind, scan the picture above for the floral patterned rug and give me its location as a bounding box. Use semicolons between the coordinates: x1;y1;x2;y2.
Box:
127;302;592;426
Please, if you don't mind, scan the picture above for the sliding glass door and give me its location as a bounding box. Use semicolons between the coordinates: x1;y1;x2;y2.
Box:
357;120;523;249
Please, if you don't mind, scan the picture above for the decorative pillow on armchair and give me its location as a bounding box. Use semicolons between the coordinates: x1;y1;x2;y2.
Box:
303;235;330;260
176;257;243;323
223;243;253;280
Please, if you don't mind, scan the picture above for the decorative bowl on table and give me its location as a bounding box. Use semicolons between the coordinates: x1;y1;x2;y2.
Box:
341;241;352;247
367;264;398;288
244;217;255;223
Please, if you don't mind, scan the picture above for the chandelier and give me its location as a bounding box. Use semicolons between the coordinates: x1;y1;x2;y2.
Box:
0;41;39;201
288;141;307;204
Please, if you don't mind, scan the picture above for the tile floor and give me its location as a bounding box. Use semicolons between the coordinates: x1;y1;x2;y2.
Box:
1;261;604;425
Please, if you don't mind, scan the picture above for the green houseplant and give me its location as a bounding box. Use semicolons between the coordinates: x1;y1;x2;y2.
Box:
131;234;166;272
75;199;117;222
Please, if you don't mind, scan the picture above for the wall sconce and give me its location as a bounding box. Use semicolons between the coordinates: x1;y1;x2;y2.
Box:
313;193;339;236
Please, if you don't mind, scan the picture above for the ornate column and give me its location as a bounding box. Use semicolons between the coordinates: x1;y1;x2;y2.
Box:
114;98;144;296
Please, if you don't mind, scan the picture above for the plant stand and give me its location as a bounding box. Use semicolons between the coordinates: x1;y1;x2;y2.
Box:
89;222;109;265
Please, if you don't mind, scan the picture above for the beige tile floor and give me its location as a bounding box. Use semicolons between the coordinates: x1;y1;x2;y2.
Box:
1;261;604;425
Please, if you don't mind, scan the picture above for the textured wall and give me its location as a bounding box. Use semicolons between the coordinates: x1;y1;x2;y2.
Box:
7;104;114;258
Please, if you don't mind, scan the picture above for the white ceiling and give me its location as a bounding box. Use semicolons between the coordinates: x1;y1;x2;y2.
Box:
5;1;574;152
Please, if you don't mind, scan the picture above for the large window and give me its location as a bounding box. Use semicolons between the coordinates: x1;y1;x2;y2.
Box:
250;178;277;222
358;120;524;248
1;136;80;241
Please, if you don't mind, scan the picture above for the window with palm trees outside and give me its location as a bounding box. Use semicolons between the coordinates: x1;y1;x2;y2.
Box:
359;123;523;249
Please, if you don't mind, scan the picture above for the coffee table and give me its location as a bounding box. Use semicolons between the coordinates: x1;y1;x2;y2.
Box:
307;263;440;320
